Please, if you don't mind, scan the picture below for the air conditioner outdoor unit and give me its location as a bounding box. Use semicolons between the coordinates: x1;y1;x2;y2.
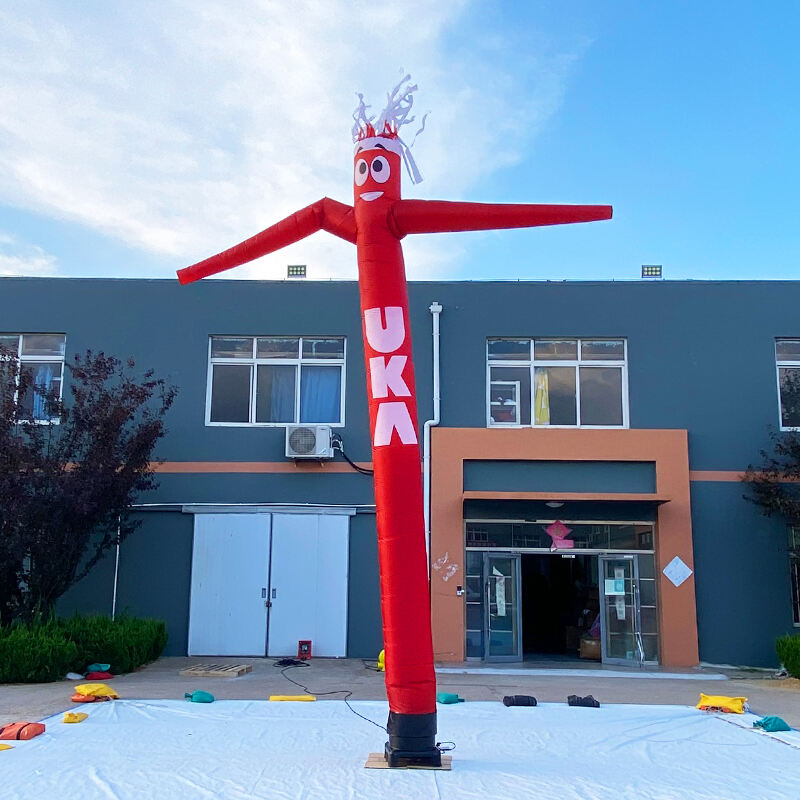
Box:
285;425;334;459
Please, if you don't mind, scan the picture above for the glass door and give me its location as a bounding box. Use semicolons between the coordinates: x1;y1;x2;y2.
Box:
484;553;522;661
599;555;646;666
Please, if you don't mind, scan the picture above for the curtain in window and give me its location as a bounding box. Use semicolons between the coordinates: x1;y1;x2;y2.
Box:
300;366;341;423
534;368;550;425
270;366;295;421
31;363;54;420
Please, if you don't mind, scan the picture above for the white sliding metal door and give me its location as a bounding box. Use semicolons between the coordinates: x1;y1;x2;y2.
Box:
188;513;270;656
267;513;349;657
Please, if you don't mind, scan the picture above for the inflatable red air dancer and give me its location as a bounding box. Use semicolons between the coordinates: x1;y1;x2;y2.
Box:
178;77;611;767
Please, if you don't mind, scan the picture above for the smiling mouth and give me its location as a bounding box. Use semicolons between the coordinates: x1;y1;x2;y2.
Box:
360;191;383;201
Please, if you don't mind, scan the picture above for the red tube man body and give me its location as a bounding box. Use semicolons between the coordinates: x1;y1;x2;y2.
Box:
178;92;611;766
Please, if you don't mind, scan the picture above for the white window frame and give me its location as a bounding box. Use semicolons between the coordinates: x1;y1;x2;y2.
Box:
486;337;629;429
205;335;346;427
775;339;800;431
0;333;66;423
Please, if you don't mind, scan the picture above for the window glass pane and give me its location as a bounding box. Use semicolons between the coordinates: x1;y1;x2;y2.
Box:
534;339;577;360
256;365;296;422
0;335;20;354
210;364;251;422
488;339;530;361
489;367;530;425
21;334;65;357
257;337;299;359
581;339;624;361
579;367;623;425
465;549;483;574
299;365;341;423
534;366;576;425
302;337;344;359
466;522;513;548
19;362;62;419
639;579;657;607
779;368;800;427
211;336;253;359
465;628;484;658
776;340;800;362
489;380;520;424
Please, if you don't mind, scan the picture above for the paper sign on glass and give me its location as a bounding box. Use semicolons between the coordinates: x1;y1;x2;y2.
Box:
492;566;506;617
604;579;625;596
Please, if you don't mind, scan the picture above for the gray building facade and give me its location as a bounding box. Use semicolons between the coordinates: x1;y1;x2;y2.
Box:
1;277;797;668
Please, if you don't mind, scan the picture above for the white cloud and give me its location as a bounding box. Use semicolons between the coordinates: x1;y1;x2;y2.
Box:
0;233;59;276
0;1;583;280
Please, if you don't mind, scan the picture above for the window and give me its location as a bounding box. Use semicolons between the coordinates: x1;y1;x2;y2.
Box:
790;526;800;626
207;336;345;425
487;338;627;427
776;340;800;429
0;333;66;421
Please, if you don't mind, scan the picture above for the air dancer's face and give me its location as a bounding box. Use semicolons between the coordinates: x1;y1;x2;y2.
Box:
354;143;402;205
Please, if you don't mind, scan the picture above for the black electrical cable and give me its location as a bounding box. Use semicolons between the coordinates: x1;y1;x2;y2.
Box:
331;435;374;475
273;660;387;733
272;660;456;754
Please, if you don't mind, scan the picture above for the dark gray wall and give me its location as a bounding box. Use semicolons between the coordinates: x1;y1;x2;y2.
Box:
347;511;383;659
6;277;800;665
690;483;793;667
464;460;656;494
59;512;194;657
1;277;796;471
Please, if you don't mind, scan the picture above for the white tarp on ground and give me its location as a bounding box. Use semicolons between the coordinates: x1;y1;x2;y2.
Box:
2;700;799;800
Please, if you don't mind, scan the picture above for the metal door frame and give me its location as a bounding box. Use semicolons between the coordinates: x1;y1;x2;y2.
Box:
482;551;522;662
598;553;646;666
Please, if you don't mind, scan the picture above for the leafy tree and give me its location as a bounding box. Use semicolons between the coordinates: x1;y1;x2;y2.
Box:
0;348;176;623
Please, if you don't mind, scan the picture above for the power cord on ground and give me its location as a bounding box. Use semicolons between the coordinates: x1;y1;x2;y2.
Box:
273;659;388;733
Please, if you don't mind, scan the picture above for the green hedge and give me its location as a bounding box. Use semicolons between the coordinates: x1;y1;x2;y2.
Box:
0;615;167;683
0;626;80;683
776;633;800;678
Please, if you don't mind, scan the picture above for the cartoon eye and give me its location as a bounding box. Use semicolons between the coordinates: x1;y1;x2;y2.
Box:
355;159;369;186
370;156;390;184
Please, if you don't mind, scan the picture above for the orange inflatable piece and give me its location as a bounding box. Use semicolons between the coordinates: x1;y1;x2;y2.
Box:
0;722;46;740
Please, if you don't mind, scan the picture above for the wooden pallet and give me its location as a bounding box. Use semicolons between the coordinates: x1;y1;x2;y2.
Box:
364;753;452;770
178;663;253;678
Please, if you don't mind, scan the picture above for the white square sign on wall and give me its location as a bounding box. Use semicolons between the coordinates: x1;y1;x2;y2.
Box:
663;556;693;588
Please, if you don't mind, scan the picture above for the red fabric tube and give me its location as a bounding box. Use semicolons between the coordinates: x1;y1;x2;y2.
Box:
354;146;436;716
391;199;612;236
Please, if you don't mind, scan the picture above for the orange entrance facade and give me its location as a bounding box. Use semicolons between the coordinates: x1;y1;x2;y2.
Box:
429;427;699;667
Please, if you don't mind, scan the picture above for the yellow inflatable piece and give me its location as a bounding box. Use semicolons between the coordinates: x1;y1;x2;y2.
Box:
63;712;89;724
269;695;316;701
74;683;119;699
0;744;13;751
696;693;747;714
377;649;385;672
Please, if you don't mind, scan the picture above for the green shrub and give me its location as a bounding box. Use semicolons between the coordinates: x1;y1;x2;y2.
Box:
56;615;168;675
0;626;79;683
776;633;800;678
0;614;167;683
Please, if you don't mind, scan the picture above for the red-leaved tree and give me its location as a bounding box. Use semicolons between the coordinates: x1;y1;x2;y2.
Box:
0;348;176;623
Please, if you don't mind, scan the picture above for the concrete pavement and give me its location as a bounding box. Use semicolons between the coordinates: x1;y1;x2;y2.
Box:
2;657;798;727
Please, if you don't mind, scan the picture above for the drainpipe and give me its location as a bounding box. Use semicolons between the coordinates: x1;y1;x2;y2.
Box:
111;516;121;621
423;301;442;574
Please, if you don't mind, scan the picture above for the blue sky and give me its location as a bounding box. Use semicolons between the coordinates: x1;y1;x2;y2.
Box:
0;1;797;282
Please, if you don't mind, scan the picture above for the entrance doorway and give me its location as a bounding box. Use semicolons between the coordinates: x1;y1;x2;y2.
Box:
521;553;598;660
465;547;659;665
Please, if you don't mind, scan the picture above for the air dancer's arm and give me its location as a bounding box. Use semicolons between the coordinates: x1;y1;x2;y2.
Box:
389;200;612;237
177;198;356;284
